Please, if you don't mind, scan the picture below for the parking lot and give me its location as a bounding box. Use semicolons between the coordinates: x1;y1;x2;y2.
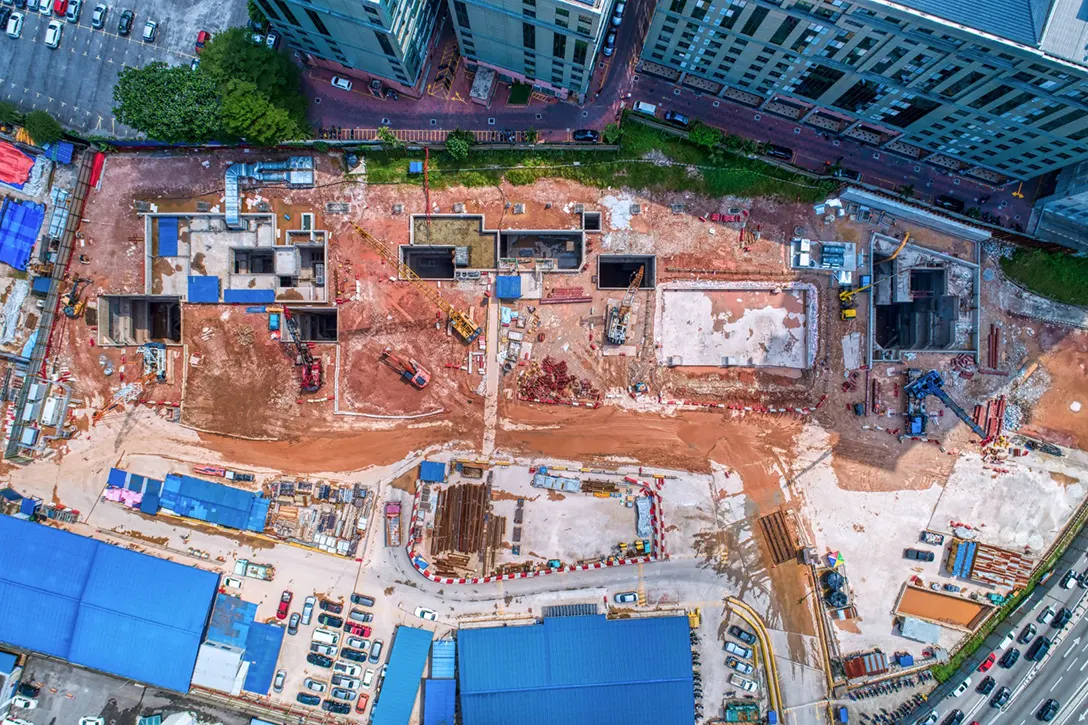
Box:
0;0;247;137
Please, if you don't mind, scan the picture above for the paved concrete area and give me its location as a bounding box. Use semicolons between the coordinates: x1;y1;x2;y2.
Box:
0;0;247;137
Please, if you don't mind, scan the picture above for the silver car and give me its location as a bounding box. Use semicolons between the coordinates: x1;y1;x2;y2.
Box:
302;596;316;625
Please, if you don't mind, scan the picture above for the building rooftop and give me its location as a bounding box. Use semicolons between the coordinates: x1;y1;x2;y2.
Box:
883;0;1053;47
1038;0;1088;65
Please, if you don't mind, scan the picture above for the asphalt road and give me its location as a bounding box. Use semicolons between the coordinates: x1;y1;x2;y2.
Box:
0;0;246;137
924;527;1088;725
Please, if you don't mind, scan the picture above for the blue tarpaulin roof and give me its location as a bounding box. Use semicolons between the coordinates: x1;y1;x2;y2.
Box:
242;621;285;695
157;217;179;257
42;142;75;165
0;515;218;691
206;593;257;649
495;275;521;300
431;639;455;679
223;289;276;304
31;276;51;294
419;461;446;482
139;492;160;515
0;198;45;271
459;614;694;725
160;473;269;532
108;467;127;487
19;498;38;517
409;161;424;174
423;679;457;725
0;650;17;673
371;626;433;725
188;276;220;303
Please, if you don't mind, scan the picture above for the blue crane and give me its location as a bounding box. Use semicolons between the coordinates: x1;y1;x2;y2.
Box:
904;369;985;439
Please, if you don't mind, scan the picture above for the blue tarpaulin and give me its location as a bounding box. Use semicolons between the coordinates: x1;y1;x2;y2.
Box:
242;621;286;695
42;142;74;165
0;198;45;271
423;679;456;725
139;493;160;515
31;276;51;294
495;275;521;299
19;497;38;517
419;461;446;483
188;276;220;303
107;467;127;487
157;217;179;257
223;289;275;304
160;473;270;532
409;161;424;174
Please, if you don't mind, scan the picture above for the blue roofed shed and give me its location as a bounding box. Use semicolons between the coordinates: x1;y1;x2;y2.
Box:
494;275;521;300
188;276;220;303
419;461;446;483
223;289;276;304
241;621;286;695
459;614;694;725
160;473;270;532
0;198;45;271
430;639;455;679
0;515;218;691
42;142;75;165
423;679;456;725
157;217;179;257
371;626;434;725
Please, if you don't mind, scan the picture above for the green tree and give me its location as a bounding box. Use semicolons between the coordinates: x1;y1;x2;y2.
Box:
376;126;403;149
0;101;21;126
688;121;723;149
220;79;302;145
200;27;307;126
445;129;475;160
524;126;538;143
603;122;622;144
113;62;223;142
247;0;268;27
898;183;916;199
23;110;63;145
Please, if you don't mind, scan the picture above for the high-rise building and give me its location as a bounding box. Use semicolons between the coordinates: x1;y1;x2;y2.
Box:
638;0;1088;184
1030;161;1088;250
254;0;442;92
447;0;618;100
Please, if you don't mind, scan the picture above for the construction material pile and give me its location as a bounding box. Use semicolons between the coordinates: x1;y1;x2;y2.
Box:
517;356;601;405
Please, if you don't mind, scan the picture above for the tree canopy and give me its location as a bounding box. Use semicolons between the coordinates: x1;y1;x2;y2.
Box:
114;62;223;143
199;27;307;126
24;110;63;145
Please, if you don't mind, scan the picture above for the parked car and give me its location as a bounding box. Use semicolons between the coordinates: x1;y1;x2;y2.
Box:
195;29;209;53
572;129;600;142
332;675;359;690
1027;636;1052;662
663;110;690;128
998;648;1020;668
355;692;370;714
729;625;757;645
331;76;353;91
952;678;972;696
11;696;36;709
310;642;336;657
288;612;301;635
90;2;104;27
1018;623;1037;643
333;662;361;677
64;0;79;22
273;670;286;693
117;9;133;35
369;639;384;664
306;653;333;668
762;144;795;161
277;590;293;619
44;18;62;47
330;687;355;701
16;683;40;698
831;167;862;181
346;636;368;650
351;593;376;607
1037;606;1055;624
940;710;964;725
141;19;156;42
362;668;375;688
990;686;1010;707
975;676;995;695
344;622;371;637
1061;569;1078;589
611;0;623;25
319;613;343;628
977;652;996;672
349;609;373;623
414;607;437;621
37;0;48;15
1053;607;1072;629
0;7;11;29
322;700;350;714
340;648;368;663
602;31;615;56
724;641;752;659
304;678;327;692
904;548;935;562
266;29;278;48
997;632;1015;650
614;592;638;604
933;194;965;213
302;596;316;625
296;693;321;706
726;656;753;675
319;599;343;614
1036;699;1060;721
5;11;21;37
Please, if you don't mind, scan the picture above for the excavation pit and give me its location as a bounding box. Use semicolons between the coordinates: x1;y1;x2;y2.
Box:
597;255;657;289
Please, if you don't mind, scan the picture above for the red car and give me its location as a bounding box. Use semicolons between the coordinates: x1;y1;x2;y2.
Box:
355;692;369;714
195;30;210;54
277;590;293;620
978;652;996;672
54;0;69;14
344;622;371;637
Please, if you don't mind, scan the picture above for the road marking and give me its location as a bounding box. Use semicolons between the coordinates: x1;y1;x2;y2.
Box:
1068;658;1079;671
1051;675;1063;691
1081;658;1088;671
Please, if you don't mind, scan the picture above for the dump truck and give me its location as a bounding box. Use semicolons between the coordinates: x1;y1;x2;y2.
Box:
234;559;274;580
384;502;402;547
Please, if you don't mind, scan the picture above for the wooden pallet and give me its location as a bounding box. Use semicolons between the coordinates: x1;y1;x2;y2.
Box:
758;510;799;565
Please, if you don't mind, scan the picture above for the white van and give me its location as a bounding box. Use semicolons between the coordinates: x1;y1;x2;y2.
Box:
632;101;657;116
312;628;340;647
729;674;758;691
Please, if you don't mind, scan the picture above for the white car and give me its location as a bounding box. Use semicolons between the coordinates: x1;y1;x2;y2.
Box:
333;662;361;677
330;75;352;91
223;576;243;589
362;668;375;688
272;669;286;693
37;0;50;15
952;677;972;696
346;636;368;650
44;19;62;47
614;591;638;604
6;12;23;38
11;697;37;710
302;595;316;625
414;607;437;621
65;0;81;22
304;678;327;692
142;19;156;42
332;675;359;690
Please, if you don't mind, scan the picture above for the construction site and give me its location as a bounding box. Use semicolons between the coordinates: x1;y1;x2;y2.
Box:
1;142;1088;725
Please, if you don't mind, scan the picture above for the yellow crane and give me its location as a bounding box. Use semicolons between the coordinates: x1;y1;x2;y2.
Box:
839;265;916;320
879;232;911;263
348;222;483;343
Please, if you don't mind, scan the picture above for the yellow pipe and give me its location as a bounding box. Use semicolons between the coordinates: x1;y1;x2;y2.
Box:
728;597;784;719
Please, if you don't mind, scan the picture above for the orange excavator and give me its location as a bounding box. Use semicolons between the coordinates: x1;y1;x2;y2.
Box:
379;350;430;389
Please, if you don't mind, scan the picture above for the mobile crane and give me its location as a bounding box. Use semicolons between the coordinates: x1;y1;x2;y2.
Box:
605;265;644;345
348;222;482;343
904;369;985;439
379;350;431;389
838;264;917;320
283;309;323;394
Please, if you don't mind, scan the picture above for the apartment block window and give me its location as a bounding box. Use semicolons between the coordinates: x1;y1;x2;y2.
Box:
691;0;709;20
454;0;470;29
273;0;300;26
939;70;984;98
305;9;331;36
740;7;768;36
769;17;798;45
1040;110;1080;132
573;39;588;65
375;31;396;57
968;84;1012;110
524;7;535;17
578;14;591;28
524;0;536;5
256;0;281;22
655;42;668;52
523;22;536;49
553;32;566;58
555;7;569;27
670;0;687;13
652;52;665;60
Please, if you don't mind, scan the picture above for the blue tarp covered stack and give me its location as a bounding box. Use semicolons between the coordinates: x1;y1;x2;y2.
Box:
160;473;270;532
0;198;45;271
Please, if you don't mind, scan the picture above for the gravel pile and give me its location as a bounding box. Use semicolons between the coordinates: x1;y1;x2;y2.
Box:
982;240;1016;259
1003;401;1024;430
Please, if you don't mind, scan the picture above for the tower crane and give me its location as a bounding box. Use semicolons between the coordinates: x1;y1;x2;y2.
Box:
348;222;482;343
605;265;644;345
283;309;323;394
